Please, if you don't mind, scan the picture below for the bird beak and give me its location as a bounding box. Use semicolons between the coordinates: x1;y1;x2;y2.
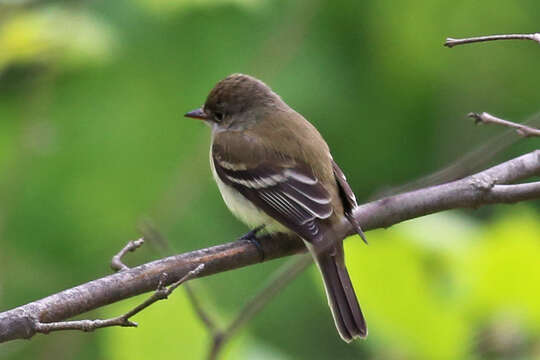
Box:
184;107;208;120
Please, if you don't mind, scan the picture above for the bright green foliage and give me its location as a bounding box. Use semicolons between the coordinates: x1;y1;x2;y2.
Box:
338;211;540;360
458;211;540;333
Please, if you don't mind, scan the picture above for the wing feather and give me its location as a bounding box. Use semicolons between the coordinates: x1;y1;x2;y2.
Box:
332;160;367;243
213;147;333;241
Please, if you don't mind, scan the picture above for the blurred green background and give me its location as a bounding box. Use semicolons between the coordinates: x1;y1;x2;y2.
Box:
0;0;539;359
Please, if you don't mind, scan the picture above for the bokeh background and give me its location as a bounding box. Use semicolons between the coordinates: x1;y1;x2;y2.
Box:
1;0;539;359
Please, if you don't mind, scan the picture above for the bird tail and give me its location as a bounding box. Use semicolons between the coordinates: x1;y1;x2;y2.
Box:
311;243;367;342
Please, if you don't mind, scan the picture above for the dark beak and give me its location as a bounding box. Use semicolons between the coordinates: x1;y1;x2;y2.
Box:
184;107;208;120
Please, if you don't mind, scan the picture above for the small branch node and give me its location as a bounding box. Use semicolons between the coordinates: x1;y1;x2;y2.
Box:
111;238;145;272
470;174;495;192
468;112;483;125
157;272;169;290
444;37;457;48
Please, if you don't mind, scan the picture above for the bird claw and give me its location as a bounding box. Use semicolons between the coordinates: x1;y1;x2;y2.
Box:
238;225;266;261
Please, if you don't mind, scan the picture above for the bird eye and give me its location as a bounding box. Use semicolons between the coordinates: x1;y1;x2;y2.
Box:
214;112;224;121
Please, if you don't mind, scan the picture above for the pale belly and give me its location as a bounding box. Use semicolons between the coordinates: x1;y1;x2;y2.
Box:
210;155;290;234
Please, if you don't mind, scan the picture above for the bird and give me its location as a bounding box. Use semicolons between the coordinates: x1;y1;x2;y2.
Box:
185;73;367;342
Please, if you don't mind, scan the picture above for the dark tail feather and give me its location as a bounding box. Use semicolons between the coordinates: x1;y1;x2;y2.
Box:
314;245;367;342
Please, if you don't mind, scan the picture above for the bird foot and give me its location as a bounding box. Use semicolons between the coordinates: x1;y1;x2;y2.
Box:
238;225;266;261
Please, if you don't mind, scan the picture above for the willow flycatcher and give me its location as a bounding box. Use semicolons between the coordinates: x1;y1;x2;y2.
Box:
185;74;367;342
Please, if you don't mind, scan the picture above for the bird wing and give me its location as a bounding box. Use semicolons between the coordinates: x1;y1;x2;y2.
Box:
332;160;367;243
212;142;333;242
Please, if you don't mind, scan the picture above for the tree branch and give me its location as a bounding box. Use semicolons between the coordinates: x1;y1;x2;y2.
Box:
0;150;538;343
469;112;540;138
444;33;540;48
345;150;539;234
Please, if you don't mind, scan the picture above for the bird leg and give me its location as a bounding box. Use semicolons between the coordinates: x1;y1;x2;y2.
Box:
238;225;266;261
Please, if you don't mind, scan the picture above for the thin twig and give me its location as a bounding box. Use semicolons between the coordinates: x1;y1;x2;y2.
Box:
33;264;204;335
111;238;145;272
445;33;540;48
33;317;137;334
124;264;205;318
469;112;540;138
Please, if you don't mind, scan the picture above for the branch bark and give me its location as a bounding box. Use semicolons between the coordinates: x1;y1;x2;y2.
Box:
0;150;539;343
